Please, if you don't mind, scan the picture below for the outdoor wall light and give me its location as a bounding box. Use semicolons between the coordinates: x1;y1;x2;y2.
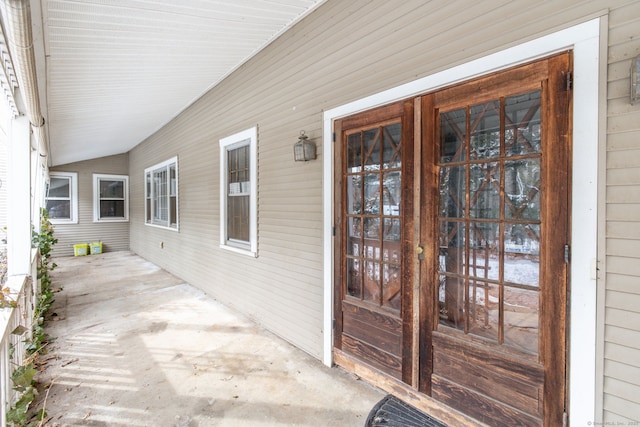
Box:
632;55;640;105
293;130;317;161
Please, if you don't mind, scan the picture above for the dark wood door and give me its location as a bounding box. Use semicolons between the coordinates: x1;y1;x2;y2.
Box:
421;53;572;426
334;100;415;382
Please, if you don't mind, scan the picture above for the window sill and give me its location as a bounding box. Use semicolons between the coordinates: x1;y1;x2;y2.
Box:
220;243;257;258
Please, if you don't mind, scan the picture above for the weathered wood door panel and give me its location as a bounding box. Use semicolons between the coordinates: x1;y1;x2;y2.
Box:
334;53;571;426
334;100;415;382
422;52;571;426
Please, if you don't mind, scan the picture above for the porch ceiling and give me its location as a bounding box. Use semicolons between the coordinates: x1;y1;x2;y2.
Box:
35;0;325;166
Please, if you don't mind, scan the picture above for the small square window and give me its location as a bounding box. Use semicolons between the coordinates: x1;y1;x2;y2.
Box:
93;174;129;222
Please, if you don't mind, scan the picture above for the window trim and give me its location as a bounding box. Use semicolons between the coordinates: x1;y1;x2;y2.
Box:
144;157;179;231
93;174;129;222
46;172;78;224
219;127;258;257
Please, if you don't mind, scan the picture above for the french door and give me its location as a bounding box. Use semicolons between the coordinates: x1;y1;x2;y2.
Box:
334;52;571;426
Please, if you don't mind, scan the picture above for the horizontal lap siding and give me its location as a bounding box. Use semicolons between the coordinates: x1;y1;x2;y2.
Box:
50;154;130;257
126;7;640;423
605;0;640;422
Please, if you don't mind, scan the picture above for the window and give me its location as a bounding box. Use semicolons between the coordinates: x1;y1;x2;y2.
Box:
220;127;257;256
93;174;129;222
145;157;178;230
46;172;78;224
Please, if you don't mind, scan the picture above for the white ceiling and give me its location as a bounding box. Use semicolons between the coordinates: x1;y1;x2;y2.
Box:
37;0;324;166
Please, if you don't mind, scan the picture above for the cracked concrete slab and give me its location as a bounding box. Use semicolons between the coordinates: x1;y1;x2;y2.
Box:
35;251;383;426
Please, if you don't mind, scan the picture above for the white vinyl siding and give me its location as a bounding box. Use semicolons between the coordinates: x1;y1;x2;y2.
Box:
93;174;129;222
145;157;178;230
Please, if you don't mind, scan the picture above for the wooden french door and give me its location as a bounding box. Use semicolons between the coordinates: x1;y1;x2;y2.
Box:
335;52;571;426
333;100;415;382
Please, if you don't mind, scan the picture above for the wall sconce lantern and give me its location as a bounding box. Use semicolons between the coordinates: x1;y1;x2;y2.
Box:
632;55;640;105
293;130;317;162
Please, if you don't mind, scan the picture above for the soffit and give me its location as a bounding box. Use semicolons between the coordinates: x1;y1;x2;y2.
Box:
41;0;324;166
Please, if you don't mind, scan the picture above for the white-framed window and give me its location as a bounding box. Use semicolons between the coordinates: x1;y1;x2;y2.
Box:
93;174;129;222
45;172;78;224
144;157;178;230
219;127;257;256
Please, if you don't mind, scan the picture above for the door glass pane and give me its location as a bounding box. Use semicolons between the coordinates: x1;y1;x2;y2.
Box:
364;128;381;171
364;217;380;241
504;224;540;286
439;221;465;275
505;91;541;156
439;275;465;330
364;174;380;215
383;172;401;216
347;258;362;298
347;132;362;172
382;263;401;310
346;176;362;214
348;217;362;256
439;166;466;218
467;281;499;341
468;222;500;281
382;123;402;169
504;286;539;354
363;261;380;303
470;101;500;160
440;108;466;163
505;159;541;221
469;163;500;219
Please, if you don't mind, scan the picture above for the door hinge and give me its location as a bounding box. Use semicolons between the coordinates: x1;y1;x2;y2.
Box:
332;132;336;142
564;244;570;263
332;319;336;330
332;226;336;236
566;71;573;90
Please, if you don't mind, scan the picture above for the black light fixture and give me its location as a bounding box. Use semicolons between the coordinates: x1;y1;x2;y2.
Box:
293;130;317;162
632;54;640;105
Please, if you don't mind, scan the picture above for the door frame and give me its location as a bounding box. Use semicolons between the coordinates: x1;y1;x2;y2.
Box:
322;18;602;425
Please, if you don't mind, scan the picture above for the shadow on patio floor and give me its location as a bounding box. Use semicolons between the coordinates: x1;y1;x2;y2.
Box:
35;251;383;427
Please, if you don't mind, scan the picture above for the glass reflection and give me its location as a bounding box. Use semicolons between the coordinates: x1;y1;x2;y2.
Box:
347;133;362;172
440;108;466;163
505;91;541;156
467;281;499;342
469;163;499;219
439;166;466;218
383;123;402;169
470;101;500;159
504;224;540;286
504;286;539;355
505;159;540;220
383;172;401;216
364;129;381;171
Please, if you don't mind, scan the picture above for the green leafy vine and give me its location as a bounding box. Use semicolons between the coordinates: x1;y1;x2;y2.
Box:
6;209;58;426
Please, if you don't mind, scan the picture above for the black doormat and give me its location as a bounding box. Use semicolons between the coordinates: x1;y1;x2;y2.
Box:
365;395;448;427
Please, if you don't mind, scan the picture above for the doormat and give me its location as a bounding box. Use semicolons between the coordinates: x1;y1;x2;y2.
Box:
365;395;447;427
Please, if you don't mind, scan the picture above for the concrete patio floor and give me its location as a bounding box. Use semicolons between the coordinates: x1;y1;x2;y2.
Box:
36;251;384;426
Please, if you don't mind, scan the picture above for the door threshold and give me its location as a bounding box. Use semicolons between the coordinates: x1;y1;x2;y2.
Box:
334;350;487;427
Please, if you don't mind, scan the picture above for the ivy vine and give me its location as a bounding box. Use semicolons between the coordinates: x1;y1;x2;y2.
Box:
6;209;58;426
